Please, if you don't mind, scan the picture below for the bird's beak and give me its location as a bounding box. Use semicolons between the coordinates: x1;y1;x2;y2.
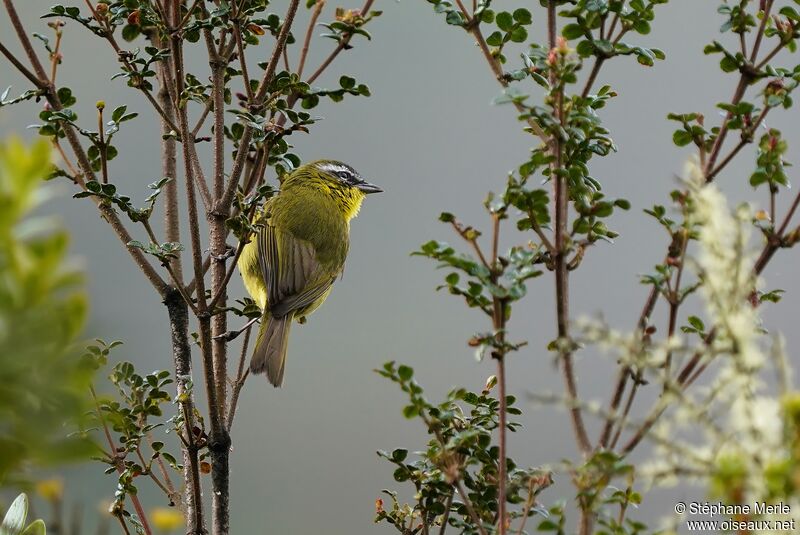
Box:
356;181;383;194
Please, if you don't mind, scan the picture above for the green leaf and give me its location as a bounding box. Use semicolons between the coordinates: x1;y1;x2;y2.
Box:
402;405;419;419
111;105;128;123
391;448;408;462
512;8;532;24
2;494;29;534
20;520;45;535
509;26;528;43
633;19;651;34
486;31;503;47
562;23;584;40
397;365;413;381
121;24;140;42
445;10;465;26
720;55;739;72
496;11;514;31
672;129;693;147
688;316;705;331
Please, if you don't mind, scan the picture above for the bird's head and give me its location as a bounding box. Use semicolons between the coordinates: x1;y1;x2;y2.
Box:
287;160;382;220
311;160;383;194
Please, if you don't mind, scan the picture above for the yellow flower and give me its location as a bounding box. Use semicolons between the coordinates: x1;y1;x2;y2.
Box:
35;478;64;502
150;507;184;532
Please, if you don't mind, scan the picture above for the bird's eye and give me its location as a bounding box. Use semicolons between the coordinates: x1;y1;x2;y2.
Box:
337;170;351;181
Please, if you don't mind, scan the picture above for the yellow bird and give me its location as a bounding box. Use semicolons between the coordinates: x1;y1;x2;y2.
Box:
237;160;382;386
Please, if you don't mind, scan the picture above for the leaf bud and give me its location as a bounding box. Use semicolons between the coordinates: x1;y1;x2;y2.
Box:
127;10;140;26
248;23;265;35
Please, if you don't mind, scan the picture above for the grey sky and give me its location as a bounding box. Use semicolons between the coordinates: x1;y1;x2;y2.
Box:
2;1;799;532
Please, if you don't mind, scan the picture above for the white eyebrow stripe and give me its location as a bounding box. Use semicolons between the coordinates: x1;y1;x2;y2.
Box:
318;162;352;175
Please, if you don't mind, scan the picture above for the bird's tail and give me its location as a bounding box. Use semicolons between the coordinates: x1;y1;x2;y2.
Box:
250;313;293;387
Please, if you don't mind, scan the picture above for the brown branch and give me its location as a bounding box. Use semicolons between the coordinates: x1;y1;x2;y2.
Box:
581;57;605;99
297;0;326;79
90;386;153;535
233;23;254;102
82;0;180;133
749;0;775;63
495;353;508;535
702;68;753;177
305;0;376;84
171;13;228;534
115;515;132;535
454;480;489;535
623;188;800;455
706;105;771;182
97;105;110;184
164;289;205;534
154;33;183;283
528;216;555;254
608;379;638;450
438;492;454;535
470;26;547;141
488;214;508;535
217;0;300;214
254;0;301;103
49;26;63;84
3;0;49;80
209;240;247;311
547;0;591;460
226;326;252;431
0;40;46;88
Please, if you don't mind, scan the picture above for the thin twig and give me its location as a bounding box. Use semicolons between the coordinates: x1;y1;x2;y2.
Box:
749;0;775;63
547;0;591;459
305;0;376;85
254;0;301;102
3;0;49;80
49;25;63;84
438;492;454;535
454;480;489;535
115;515;132;535
297;0;326;78
580;57;605;99
514;479;537;535
90;387;153;535
0;40;46;88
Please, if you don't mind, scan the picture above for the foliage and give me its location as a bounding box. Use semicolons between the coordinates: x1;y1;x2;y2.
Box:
0;138;95;484
377;1;800;534
86;343;186;530
0;0;384;532
375;363;555;534
0;494;46;535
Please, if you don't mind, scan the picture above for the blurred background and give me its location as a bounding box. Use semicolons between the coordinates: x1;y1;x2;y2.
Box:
1;1;799;532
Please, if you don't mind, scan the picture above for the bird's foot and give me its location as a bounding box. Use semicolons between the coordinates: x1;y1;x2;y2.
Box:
214;316;259;341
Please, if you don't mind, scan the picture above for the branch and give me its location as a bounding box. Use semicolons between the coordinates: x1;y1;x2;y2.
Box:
0;40;47;89
3;0;48;81
90;387;153;535
469;25;546;142
547;0;591;459
297;0;326;79
454;480;489;535
749;0;775;63
254;0;301;103
164;290;205;534
305;0;376;84
226;326;252;431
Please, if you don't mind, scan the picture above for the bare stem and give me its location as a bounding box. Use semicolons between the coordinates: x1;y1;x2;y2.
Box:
454;480;489;535
297;0;326;78
90;387;153;535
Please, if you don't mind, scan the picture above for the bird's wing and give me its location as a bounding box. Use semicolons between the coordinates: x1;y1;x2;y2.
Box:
257;223;336;318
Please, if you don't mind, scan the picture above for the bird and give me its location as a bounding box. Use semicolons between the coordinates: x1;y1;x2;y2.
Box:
237;160;382;387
